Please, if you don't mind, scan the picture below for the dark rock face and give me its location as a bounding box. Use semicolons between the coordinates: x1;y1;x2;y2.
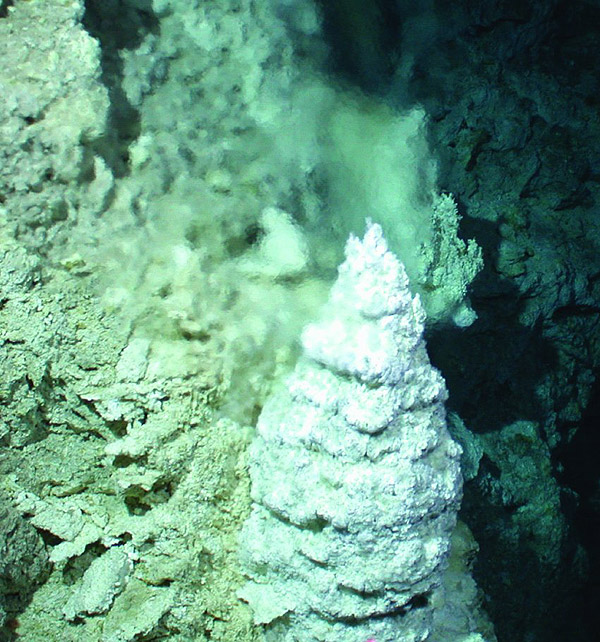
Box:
0;495;51;634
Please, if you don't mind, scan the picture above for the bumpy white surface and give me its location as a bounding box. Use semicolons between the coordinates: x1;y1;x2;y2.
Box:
239;222;463;642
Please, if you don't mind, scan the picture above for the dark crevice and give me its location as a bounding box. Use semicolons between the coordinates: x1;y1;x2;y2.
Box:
319;590;430;625
0;1;13;19
314;0;403;96
556;372;600;641
82;0;159;179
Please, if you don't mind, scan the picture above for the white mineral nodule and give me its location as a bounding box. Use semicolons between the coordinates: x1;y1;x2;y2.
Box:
239;221;463;642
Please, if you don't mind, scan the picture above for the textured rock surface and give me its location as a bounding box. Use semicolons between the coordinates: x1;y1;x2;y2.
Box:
0;3;266;640
407;3;600;639
0;0;109;255
240;222;463;641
